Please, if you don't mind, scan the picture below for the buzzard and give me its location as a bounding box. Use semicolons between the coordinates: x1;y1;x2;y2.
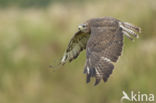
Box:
59;17;141;85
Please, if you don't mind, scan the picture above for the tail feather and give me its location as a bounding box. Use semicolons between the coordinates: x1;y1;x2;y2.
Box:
119;22;141;40
122;22;141;33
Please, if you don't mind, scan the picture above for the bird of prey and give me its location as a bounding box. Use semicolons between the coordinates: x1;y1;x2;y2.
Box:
59;17;141;85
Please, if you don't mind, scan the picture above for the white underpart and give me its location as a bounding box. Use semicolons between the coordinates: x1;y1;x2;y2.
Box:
87;66;90;74
119;22;139;38
101;57;111;62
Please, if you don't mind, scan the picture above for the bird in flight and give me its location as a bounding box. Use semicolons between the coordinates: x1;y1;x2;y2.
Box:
57;17;141;85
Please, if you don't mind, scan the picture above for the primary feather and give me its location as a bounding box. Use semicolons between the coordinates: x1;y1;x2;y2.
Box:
61;31;90;64
59;17;141;85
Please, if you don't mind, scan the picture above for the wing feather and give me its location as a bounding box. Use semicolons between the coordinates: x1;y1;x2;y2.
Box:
84;18;123;85
61;31;90;64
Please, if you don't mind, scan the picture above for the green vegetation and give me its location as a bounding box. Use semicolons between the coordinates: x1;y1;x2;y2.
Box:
0;0;156;103
0;0;89;8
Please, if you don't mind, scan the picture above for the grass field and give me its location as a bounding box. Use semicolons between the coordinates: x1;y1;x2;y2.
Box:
0;0;156;103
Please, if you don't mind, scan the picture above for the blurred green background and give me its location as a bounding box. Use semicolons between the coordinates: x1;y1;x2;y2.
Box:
0;0;156;103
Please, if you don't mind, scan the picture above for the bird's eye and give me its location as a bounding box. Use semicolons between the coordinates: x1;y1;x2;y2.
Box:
82;24;86;27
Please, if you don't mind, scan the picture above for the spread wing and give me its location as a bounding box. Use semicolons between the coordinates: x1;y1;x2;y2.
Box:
84;20;123;85
60;31;90;65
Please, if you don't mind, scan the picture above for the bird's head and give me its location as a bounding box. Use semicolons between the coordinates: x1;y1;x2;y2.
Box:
78;23;90;33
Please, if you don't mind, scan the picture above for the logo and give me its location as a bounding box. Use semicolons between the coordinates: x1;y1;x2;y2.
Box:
121;91;155;103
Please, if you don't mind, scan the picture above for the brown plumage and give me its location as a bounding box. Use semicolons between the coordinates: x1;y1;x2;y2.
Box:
59;17;141;85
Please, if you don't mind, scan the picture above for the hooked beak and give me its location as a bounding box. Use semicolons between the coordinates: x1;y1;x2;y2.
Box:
78;25;83;31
